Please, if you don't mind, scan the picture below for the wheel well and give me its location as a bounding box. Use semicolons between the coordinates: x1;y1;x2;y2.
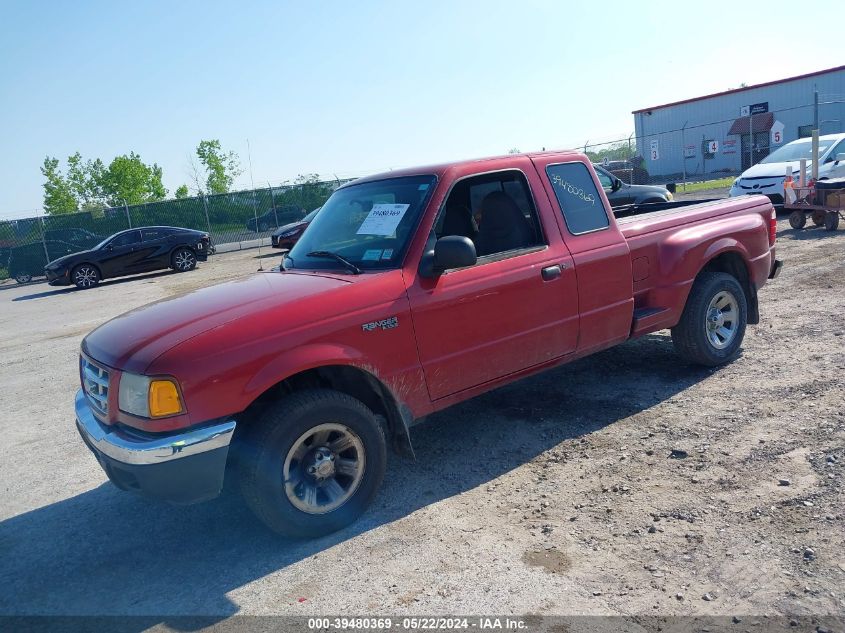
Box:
701;251;758;324
238;365;415;459
72;262;102;277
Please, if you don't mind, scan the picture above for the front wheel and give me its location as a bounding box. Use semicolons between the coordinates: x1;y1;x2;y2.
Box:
238;389;386;538
72;264;100;289
671;272;747;367
171;247;197;272
824;212;839;231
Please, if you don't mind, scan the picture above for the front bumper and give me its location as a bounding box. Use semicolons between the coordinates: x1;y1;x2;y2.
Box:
45;268;71;286
75;389;236;504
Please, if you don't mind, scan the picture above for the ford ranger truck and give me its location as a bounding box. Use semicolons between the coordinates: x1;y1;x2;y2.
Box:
76;151;782;537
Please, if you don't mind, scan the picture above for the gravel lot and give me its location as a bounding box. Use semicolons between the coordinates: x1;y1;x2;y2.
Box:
1;217;843;619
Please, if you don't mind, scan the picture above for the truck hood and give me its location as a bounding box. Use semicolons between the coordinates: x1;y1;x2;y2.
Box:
82;271;358;373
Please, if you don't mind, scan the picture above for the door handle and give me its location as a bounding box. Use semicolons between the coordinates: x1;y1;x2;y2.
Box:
541;265;562;281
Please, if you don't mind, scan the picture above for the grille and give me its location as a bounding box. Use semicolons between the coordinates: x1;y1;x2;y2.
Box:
80;356;110;418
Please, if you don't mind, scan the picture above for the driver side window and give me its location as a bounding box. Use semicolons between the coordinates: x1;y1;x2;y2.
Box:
111;230;141;247
435;170;544;260
596;169;613;190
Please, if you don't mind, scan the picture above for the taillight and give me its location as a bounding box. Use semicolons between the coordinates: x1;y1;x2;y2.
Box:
769;209;777;246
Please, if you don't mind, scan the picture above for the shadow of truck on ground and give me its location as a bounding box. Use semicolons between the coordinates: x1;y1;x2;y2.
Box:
0;333;714;623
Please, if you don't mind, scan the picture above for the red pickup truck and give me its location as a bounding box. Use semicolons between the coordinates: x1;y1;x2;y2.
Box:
76;151;781;537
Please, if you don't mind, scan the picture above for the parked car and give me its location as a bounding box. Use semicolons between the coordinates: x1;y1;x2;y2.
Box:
601;159;650;185
271;207;320;249
74;151;780;537
729;133;845;205
43;228;104;249
8;240;80;284
246;205;305;233
593;165;673;207
44;226;210;289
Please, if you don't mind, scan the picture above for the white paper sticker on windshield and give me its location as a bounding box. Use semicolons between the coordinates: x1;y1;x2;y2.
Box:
362;249;382;261
357;203;409;236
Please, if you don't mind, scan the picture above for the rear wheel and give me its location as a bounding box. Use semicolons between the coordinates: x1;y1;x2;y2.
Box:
671;272;747;367
171;247;197;272
14;273;32;284
238;389;386;538
812;210;827;226
788;210;806;229
71;264;100;289
824;212;839;231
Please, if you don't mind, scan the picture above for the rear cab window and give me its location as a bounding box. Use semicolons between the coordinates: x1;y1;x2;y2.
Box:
545;163;610;235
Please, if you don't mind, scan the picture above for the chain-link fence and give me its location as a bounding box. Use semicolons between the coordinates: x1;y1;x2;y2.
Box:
0;179;352;283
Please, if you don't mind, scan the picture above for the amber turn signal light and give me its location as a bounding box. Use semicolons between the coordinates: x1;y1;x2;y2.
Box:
148;380;183;418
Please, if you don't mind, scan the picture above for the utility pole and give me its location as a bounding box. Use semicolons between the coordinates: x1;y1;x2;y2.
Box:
681;122;687;191
813;88;819;132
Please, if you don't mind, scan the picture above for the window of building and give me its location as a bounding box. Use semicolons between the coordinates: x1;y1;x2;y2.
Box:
435;170;544;259
545;162;609;235
798;125;813;139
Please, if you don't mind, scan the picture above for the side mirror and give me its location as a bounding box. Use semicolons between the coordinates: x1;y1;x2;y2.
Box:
611;178;622;192
419;235;477;277
835;153;845;164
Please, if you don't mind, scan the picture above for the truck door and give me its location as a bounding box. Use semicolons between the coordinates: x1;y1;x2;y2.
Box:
406;162;579;401
531;156;634;354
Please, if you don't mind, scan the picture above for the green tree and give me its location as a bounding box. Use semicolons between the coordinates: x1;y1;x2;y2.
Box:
585;141;637;164
100;152;167;206
41;157;78;214
195;140;242;194
66;152;107;209
175;184;190;199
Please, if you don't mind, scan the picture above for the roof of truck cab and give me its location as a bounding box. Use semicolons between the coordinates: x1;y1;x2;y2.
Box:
345;149;583;186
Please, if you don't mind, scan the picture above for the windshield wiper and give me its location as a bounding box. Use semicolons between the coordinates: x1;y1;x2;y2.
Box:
306;251;363;275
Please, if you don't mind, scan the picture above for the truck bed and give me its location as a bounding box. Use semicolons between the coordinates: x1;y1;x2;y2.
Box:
614;194;775;338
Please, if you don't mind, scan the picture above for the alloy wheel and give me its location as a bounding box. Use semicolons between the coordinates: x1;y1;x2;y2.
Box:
704;290;738;349
282;423;366;515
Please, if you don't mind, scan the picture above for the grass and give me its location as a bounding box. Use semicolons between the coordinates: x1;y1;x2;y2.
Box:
679;176;736;193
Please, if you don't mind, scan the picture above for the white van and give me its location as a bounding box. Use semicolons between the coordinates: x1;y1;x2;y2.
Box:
728;133;845;204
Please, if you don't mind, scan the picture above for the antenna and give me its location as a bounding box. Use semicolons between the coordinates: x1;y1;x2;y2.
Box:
247;138;264;271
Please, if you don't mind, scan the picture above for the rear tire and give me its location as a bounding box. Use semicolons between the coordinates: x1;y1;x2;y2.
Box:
171;247;197;272
71;264;100;289
812;210;827;226
824;212;839;231
671;272;747;367
14;273;32;284
788;210;806;229
238;389;386;538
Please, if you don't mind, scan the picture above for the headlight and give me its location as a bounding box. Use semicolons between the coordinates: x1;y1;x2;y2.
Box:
666;192;674;201
119;372;184;418
732;178;740;187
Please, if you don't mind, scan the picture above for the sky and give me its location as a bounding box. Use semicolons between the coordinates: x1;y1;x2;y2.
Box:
0;0;841;217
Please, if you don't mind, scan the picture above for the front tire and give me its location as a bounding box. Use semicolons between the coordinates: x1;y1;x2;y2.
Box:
238;389;387;538
71;264;100;289
171;247;197;272
671;272;747;367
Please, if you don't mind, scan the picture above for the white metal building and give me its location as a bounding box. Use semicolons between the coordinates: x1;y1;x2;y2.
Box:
632;65;845;180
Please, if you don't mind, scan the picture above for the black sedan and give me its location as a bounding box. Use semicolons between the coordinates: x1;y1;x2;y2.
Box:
44;226;211;289
593;165;673;207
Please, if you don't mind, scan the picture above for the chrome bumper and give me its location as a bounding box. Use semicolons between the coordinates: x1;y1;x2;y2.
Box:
75;389;235;466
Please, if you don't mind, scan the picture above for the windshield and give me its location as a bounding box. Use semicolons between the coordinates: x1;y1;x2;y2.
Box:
761;138;837;164
285;175;436;272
